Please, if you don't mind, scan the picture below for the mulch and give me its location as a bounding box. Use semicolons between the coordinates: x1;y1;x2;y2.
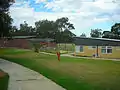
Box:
0;71;6;77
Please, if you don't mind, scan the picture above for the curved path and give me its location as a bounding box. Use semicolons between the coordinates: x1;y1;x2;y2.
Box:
0;59;66;90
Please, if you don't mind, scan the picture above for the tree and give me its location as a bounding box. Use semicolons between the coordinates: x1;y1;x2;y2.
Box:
9;26;18;37
80;33;86;38
90;29;102;38
34;17;75;45
111;23;120;39
14;21;36;36
0;12;13;38
11;26;18;32
61;30;76;50
20;21;29;32
0;0;15;13
56;17;75;32
102;31;114;39
55;17;75;43
0;0;14;38
35;20;56;38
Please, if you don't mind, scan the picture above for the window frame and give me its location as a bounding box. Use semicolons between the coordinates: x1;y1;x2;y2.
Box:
88;46;96;49
101;46;112;54
79;46;84;52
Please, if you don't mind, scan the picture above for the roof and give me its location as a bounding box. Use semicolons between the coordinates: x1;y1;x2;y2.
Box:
13;36;36;39
84;37;120;42
28;38;55;43
74;37;120;46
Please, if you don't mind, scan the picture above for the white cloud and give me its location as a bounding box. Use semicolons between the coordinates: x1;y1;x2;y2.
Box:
35;0;48;3
10;0;120;36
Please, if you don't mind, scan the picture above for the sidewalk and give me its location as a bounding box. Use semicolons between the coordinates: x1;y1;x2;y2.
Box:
0;59;66;90
40;52;120;61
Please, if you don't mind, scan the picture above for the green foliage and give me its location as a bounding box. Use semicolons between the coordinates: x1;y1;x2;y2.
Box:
0;0;14;12
35;17;75;43
102;23;120;39
11;21;36;36
90;29;102;38
9;17;75;43
80;33;86;38
55;17;75;43
33;43;40;53
0;70;9;90
111;23;120;39
0;0;14;38
102;31;114;38
35;20;56;38
0;12;13;37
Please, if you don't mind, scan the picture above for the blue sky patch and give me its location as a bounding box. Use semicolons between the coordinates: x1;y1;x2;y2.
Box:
10;0;120;36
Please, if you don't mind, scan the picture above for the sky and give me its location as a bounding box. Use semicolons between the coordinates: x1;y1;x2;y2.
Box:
9;0;120;37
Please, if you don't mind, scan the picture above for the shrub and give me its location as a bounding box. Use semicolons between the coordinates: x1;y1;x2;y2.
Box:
0;70;9;90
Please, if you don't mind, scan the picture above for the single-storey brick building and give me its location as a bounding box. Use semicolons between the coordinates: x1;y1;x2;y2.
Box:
0;36;56;49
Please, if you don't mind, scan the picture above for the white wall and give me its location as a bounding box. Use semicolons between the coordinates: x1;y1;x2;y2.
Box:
75;45;80;52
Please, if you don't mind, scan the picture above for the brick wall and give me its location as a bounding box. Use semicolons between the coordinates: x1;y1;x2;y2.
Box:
0;39;31;49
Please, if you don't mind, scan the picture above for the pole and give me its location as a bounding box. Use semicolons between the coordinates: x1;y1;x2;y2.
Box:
96;45;99;57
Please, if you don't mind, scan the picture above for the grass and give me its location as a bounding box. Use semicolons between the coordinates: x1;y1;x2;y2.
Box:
0;69;9;90
0;48;120;90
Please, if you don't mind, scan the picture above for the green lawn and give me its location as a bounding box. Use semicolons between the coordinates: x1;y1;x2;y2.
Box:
0;48;120;90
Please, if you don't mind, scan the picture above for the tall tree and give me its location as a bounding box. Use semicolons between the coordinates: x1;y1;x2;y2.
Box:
35;17;75;44
80;33;86;38
15;21;36;36
20;21;29;32
111;23;120;39
0;0;14;38
35;20;56;38
0;0;14;13
9;26;18;35
0;12;13;37
56;17;75;32
55;17;75;43
90;29;102;38
102;31;114;39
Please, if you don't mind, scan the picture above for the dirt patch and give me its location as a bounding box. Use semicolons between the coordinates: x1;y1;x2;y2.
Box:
0;71;6;77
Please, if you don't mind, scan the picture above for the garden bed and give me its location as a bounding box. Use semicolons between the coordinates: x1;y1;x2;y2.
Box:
0;70;9;90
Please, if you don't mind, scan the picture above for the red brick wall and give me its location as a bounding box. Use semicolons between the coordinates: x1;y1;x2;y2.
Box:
40;42;56;47
0;39;31;49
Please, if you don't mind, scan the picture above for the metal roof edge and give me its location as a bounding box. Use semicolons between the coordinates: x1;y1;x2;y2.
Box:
74;37;120;42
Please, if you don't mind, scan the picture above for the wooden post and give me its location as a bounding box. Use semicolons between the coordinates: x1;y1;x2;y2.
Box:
96;45;99;57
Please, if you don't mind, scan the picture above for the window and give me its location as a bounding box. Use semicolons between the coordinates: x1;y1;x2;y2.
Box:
88;46;96;49
75;46;80;52
101;46;112;54
92;46;96;48
80;46;83;52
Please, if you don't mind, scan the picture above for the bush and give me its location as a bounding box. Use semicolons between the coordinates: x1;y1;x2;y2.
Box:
33;43;40;53
0;70;9;90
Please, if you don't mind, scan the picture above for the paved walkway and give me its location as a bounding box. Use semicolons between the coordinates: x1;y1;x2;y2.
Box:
0;59;66;90
40;52;120;61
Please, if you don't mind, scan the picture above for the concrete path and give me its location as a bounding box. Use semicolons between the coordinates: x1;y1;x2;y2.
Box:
40;52;120;61
0;59;66;90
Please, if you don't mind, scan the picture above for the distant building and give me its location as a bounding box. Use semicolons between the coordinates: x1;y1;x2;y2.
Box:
28;38;56;48
74;37;120;59
0;36;56;49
